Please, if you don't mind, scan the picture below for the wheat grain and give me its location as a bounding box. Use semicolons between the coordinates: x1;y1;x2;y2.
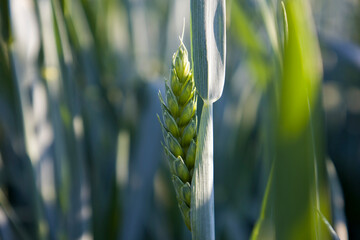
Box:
158;40;197;230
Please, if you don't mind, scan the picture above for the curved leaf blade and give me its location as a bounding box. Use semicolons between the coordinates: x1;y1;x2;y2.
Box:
190;0;226;102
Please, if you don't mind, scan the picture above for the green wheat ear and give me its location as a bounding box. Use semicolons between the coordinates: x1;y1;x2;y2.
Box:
158;40;197;231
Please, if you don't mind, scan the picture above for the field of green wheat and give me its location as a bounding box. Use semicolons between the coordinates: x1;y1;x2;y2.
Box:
0;0;359;239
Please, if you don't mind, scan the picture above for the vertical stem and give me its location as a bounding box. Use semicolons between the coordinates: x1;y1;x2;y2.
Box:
191;101;215;240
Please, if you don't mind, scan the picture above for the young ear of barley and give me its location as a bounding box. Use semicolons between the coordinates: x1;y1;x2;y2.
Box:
157;40;197;231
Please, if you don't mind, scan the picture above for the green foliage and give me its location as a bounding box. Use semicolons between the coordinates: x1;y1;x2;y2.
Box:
0;0;357;239
251;1;335;239
279;0;322;139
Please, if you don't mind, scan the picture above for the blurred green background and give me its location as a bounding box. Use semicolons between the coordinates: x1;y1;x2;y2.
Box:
0;0;359;239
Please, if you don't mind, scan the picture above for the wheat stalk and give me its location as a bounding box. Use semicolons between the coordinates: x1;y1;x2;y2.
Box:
158;40;197;230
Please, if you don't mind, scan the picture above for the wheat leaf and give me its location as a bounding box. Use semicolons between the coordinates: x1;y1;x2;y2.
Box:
190;0;226;102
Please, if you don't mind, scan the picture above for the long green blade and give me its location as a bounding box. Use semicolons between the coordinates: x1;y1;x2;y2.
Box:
190;0;226;102
278;0;322;139
274;1;331;239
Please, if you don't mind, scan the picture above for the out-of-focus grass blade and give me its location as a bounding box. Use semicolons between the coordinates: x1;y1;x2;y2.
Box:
230;1;264;54
316;209;340;240
327;160;348;240
190;0;226;102
123;0;151;77
255;0;279;56
273;1;331;239
8;0;46;238
229;1;270;88
52;0;94;238
10;0;41;164
0;190;30;240
280;2;288;47
0;0;10;42
0;5;40;238
38;0;70;237
63;1;119;238
120;83;163;240
278;0;322;139
250;166;274;240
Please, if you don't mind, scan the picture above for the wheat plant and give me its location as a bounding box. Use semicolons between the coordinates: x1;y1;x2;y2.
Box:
157;2;227;236
158;40;197;230
189;0;226;239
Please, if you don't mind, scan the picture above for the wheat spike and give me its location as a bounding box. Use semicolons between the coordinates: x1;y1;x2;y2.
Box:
158;40;197;231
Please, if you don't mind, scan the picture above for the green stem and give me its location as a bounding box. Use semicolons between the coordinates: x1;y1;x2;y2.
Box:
191;101;215;240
